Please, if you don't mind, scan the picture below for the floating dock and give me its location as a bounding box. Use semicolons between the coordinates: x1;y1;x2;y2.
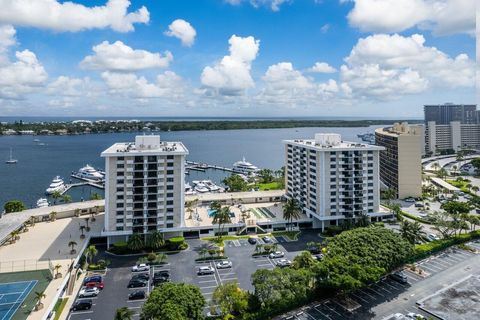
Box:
186;160;241;173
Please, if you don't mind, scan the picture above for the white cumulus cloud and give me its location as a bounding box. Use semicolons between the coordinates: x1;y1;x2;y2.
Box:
340;33;475;99
0;0;149;32
165;19;196;47
309;62;337;73
345;0;475;36
80;41;173;72
201;35;260;95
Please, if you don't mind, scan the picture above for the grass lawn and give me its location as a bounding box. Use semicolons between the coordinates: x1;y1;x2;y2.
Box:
271;231;300;240
446;180;472;194
53;298;68;320
255;181;284;190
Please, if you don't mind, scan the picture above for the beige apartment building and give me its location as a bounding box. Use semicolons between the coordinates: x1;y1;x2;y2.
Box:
101;135;188;244
283;133;389;230
375;123;423;199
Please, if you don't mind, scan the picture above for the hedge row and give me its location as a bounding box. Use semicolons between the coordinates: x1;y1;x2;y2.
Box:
413;230;480;260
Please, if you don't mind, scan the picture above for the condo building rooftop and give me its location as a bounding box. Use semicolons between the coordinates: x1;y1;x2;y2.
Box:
101;135;188;156
283;133;384;151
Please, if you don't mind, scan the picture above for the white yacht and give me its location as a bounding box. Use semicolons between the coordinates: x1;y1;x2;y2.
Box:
232;157;259;175
194;182;209;193
202;180;221;192
36;198;49;208
185;182;197;195
76;165;104;181
45;176;66;194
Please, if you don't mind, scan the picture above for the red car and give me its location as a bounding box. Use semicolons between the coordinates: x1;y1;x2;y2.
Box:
84;281;104;290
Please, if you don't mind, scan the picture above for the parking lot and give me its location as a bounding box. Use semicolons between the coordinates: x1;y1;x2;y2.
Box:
280;242;480;320
67;234;315;319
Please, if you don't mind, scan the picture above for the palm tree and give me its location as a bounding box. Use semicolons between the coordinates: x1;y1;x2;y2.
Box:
85;245;98;264
212;206;232;239
52;190;62;205
49;211;57;222
79;225;86;239
451;164;457;175
34;291;46;311
69;241;77;254
74;208;81;217
54;264;62;278
283;198;301;231
127;233;144;251
390;203;403;221
114;307;135;320
199;247;208;260
432;162;440;172
9;230;19;243
84;217;90;231
186;199;198;220
400;220;423;244
62;194;72;203
472;186;479;195
147;231;165;250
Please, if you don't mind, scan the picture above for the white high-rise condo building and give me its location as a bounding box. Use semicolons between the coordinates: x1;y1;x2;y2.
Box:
101;135;188;244
283;133;388;230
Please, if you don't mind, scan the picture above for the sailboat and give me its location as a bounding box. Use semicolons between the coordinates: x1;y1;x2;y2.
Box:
5;148;18;164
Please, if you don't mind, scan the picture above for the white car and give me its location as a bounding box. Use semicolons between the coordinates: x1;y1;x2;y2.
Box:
216;261;232;269
132;264;150;272
276;258;292;268
407;313;425;320
79;287;99;298
198;266;215;275
404;198;415;203
427;233;439;241
269;251;285;259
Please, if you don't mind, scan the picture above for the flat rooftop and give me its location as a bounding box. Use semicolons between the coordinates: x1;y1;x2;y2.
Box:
283;133;384;151
185;190;285;202
101;141;188;156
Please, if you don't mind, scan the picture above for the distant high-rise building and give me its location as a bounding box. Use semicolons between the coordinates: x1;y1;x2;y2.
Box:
283;133;390;230
424;103;477;124
101;135;188;244
375;123;423;199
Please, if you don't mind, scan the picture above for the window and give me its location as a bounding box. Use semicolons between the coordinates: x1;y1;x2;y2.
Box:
116;187;124;192
116;226;124;231
117;203;124;208
117;195;124;200
166;200;173;205
166;193;174;198
116;218;124;223
117;171;124;176
166;223;174;228
166;170;174;175
167;155;174;159
166;185;174;190
117;163;124;169
167;162;174;167
167;178;174;182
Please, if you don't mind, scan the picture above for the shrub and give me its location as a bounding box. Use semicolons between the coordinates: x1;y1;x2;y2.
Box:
324;225;342;236
413;230;480;260
147;252;157;262
167;236;185;250
109;241;129;254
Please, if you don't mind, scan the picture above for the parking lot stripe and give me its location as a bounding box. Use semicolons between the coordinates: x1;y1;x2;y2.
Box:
358;289;376;300
221;278;238;282
419;265;438;274
313;306;333;320
257;263;274;267
428;259;450;268
372;283;392;294
199;280;217;283
324;302;342;317
403;273;420;282
422;263;442;272
219;272;235;276
201;285;217;289
350;292;369;303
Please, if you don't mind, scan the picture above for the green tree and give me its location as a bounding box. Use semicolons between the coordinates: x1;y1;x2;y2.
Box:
212;282;249;318
283;198;301;231
147;231;165;250
62;194;72;203
85;245;98;264
34;291;46;310
4;200;26;213
292;251;317;270
470;158;480;175
90;192;102;200
51;190;62;205
430;211;456;238
381;188;396;203
400;220;423;244
115;307;135;320
141;283;205;320
212;206;232;240
222;175;248;192
258;169;274;184
441;201;473;215
127;233;144;251
68;241;77;254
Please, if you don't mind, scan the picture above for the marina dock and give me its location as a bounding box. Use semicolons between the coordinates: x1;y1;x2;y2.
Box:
186;160;240;173
61;181;104;195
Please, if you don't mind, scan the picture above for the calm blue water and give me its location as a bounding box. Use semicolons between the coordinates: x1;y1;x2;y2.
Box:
0;126;383;208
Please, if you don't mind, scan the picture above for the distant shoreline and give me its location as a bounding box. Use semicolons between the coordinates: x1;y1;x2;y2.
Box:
0;119;424;136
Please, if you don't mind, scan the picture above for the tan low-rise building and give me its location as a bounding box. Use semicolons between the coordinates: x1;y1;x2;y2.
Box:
375;122;423;199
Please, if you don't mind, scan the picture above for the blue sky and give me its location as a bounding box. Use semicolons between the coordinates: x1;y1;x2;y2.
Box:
0;0;476;118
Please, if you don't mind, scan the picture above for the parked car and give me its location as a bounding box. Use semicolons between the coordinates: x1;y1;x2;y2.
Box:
128;279;148;288
248;237;257;244
132;273;150;281
152;276;170;286
313;254;324;261
70;299;93;311
128;290;146;300
407;312;426;320
476;209;480;214
427;233;439;241
276;259;292;268
132;263;150;272
388;272;408;284
84;281;104;290
153;270;170;278
216;260;232;269
404;198;415;203
262;236;273;243
83;275;103;284
414;203;424;208
78;287;100;298
197;266;215;275
269;251;285;259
